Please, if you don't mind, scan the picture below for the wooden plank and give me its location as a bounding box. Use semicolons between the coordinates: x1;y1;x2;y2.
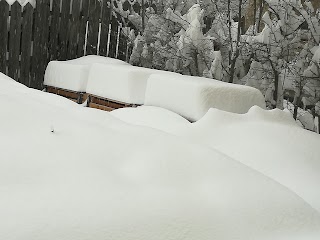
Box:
46;86;87;103
0;1;9;74
77;0;89;57
48;0;60;61
58;0;70;60
20;3;34;87
30;0;50;89
108;15;118;58
86;0;101;55
68;0;81;59
99;0;111;56
89;102;115;112
8;1;22;81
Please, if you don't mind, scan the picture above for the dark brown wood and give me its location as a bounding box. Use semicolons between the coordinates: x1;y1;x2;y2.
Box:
77;0;89;57
88;102;115;112
31;0;50;89
8;1;22;81
99;0;111;56
88;94;138;112
20;3;34;87
68;0;81;59
59;0;71;60
46;86;88;104
0;1;9;74
86;0;102;55
109;15;119;58
48;0;60;61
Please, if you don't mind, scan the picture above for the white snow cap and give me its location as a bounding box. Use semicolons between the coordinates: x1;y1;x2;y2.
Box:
145;74;266;121
44;55;130;92
86;64;177;104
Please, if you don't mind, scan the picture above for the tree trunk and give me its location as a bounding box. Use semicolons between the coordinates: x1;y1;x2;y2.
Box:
228;0;243;83
141;0;145;31
273;71;279;109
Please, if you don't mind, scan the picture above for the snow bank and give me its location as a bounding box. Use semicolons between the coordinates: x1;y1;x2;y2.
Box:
43;56;129;92
111;106;190;133
145;74;266;121
1;75;320;240
86;64;176;104
172;106;320;213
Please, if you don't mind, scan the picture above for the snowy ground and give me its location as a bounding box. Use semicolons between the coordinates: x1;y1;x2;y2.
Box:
1;72;320;240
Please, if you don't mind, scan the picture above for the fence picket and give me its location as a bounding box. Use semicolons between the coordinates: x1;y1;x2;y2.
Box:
0;1;9;74
0;0;132;89
87;0;102;55
31;0;50;89
109;15;119;58
20;3;34;87
8;2;22;81
78;0;89;57
59;0;70;60
68;0;81;59
99;0;111;56
48;0;60;61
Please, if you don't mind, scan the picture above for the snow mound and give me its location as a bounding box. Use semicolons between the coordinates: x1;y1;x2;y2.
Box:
43;56;129;92
173;106;320;213
145;74;266;121
1;76;320;240
86;64;177;104
111;106;190;133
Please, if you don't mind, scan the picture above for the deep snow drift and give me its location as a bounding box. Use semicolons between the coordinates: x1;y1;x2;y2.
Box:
1;74;320;240
113;105;320;213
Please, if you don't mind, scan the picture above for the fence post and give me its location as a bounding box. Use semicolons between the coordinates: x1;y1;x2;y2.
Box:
59;0;71;60
20;3;34;87
0;1;9;75
78;0;89;57
31;0;50;90
68;0;81;59
87;0;102;55
99;0;111;56
48;0;60;61
109;15;119;58
8;2;22;81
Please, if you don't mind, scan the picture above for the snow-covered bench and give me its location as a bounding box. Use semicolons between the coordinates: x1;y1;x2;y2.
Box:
144;74;266;121
44;55;129;103
86;63;177;111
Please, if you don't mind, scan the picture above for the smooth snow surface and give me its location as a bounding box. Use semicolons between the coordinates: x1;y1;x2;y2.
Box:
111;105;320;213
111;106;190;133
169;107;320;213
1;74;320;240
44;56;129;92
86;64;176;104
145;74;266;121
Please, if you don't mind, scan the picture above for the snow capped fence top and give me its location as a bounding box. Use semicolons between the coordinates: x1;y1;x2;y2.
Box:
0;0;135;90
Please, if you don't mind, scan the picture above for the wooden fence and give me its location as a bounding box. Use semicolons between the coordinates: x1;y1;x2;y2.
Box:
0;0;135;90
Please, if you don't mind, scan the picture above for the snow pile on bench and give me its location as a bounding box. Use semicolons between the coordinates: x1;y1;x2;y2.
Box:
86;64;177;105
44;55;129;92
145;74;266;121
